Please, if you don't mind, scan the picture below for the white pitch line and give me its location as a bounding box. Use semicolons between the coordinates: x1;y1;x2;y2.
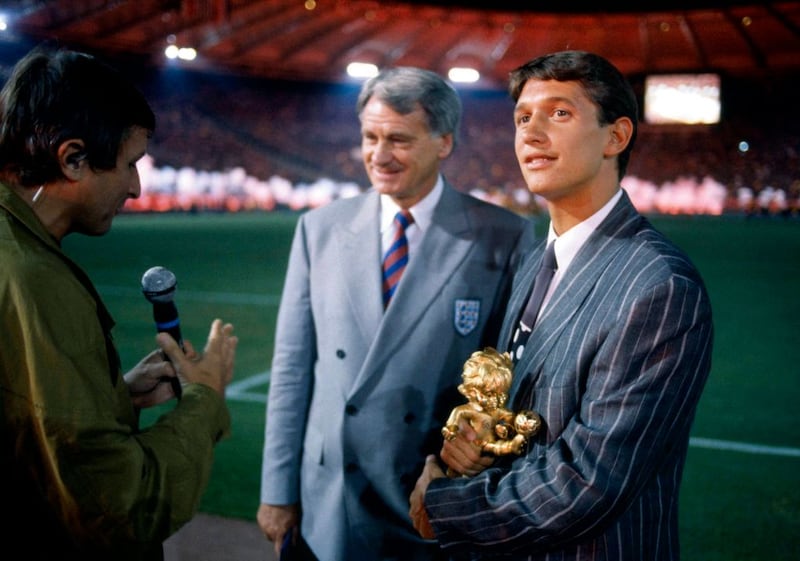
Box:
688;436;800;458
228;372;270;392
226;372;270;404
226;372;800;459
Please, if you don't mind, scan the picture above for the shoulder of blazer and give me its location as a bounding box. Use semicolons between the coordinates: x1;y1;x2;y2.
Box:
584;192;707;295
298;189;378;232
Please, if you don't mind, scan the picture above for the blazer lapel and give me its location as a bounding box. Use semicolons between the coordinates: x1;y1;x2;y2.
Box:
337;192;384;344
390;183;473;321
508;191;644;400
347;184;476;398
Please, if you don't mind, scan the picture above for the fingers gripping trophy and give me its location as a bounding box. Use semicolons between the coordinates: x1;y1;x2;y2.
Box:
442;348;542;476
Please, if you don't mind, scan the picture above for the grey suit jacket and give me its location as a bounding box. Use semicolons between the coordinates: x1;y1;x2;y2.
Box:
260;182;534;561
424;191;714;561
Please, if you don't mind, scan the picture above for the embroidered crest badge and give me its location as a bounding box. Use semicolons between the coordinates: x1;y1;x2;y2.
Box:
454;299;480;336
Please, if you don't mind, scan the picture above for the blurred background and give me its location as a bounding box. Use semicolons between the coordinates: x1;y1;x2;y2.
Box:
1;0;799;218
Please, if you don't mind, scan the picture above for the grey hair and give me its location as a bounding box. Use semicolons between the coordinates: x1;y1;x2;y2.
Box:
356;66;461;148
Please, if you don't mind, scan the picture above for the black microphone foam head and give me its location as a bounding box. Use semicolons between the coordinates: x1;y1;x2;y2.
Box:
141;266;177;303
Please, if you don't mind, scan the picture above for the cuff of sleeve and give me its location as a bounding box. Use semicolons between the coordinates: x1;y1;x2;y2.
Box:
424;474;462;536
179;383;232;443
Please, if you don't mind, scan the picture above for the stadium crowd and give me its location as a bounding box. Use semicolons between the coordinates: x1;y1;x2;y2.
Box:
132;68;798;218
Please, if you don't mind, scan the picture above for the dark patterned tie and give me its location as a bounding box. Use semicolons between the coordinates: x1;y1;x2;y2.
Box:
510;241;558;362
382;209;414;308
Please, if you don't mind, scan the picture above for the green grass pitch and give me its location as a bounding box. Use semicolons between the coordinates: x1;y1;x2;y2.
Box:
62;210;800;560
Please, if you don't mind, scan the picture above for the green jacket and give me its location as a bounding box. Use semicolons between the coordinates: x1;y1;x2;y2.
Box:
0;182;231;560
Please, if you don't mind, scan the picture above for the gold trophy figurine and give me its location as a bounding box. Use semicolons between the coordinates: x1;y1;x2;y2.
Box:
442;348;542;476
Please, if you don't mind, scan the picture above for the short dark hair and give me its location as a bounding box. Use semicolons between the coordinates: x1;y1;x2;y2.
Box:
0;47;156;186
509;51;638;180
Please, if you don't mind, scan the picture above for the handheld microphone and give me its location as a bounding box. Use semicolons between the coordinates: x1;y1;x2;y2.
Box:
141;266;183;348
141;266;183;397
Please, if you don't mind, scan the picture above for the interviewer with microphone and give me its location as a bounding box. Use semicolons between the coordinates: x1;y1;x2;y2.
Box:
0;47;238;560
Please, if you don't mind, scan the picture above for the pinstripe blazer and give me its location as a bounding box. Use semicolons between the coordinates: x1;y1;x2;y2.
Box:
424;190;714;561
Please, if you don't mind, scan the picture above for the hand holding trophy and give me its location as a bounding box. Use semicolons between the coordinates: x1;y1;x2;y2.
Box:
441;347;541;476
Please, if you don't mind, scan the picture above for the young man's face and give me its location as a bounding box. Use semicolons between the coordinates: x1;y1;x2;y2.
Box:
513;79;616;206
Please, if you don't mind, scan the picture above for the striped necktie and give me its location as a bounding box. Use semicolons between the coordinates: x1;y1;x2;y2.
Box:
382;209;414;308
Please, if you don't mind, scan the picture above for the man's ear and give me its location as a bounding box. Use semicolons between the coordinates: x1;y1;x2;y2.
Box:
605;117;633;157
437;133;454;160
58;140;87;178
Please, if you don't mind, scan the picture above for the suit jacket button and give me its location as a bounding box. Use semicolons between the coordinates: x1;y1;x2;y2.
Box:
345;462;358;473
345;404;358;416
336;349;346;358
403;412;416;424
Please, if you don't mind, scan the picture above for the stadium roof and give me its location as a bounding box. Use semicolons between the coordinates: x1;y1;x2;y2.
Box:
3;1;799;87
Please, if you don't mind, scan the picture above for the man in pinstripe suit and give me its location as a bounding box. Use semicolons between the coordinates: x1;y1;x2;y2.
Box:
409;51;714;560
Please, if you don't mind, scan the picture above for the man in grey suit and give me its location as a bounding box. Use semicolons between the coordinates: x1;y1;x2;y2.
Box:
257;67;533;560
410;51;714;560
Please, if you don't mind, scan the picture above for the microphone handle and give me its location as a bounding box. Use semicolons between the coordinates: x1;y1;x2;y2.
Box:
152;301;184;397
152;301;184;349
